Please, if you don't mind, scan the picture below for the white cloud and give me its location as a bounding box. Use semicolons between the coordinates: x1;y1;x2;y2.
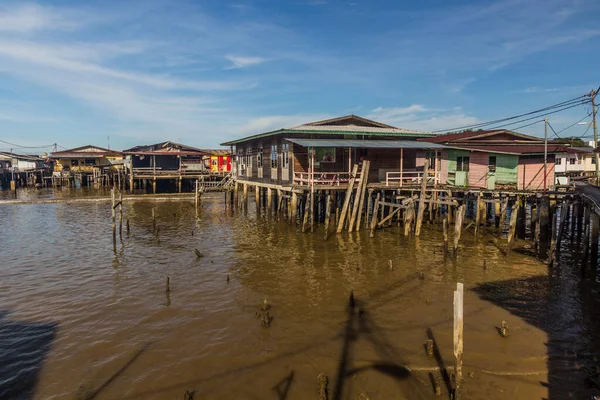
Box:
367;105;479;132
0;3;82;32
225;55;266;69
233;114;331;136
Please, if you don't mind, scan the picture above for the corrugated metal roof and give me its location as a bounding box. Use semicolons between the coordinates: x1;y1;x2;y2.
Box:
285;138;448;149
289;124;432;135
221;127;433;145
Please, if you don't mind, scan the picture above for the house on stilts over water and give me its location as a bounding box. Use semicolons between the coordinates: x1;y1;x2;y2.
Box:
220;115;575;238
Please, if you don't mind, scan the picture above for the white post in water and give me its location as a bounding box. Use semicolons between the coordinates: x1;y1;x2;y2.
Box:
453;282;464;399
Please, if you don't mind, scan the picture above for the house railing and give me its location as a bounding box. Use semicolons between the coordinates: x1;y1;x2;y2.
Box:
385;171;440;186
294;171;353;186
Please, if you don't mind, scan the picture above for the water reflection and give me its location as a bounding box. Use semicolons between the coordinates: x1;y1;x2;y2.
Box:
0;192;597;399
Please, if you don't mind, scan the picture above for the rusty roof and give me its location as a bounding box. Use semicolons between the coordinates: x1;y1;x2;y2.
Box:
420;129;542;144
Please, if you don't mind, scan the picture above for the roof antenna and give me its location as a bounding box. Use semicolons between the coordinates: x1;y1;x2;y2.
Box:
107;135;110;150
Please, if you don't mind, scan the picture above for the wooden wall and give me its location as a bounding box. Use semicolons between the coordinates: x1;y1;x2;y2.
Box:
518;155;555;190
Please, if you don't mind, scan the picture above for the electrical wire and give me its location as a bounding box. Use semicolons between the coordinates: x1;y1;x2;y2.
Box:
510;119;545;131
483;101;590;131
0;139;55;149
433;94;591;133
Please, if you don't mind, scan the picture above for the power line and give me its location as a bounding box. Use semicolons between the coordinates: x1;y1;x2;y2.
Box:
510;119;545;131
484;101;590;131
433;94;591;133
0;139;55;149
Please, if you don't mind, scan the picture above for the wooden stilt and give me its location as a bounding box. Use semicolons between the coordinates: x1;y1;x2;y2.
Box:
475;193;482;236
370;192;381;238
506;201;519;256
337;164;359;233
415;160;429;236
404;201;415;236
349;160;370;231
498;197;508;237
453;283;464;400
302;195;310;233
443;218;449;253
453;204;465;252
324;194;332;240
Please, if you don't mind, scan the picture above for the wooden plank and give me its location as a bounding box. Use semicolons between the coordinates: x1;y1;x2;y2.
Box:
353;161;371;231
369;192;381;238
336;164;359;233
453;282;464;400
349;160;369;231
415;160;429;236
377;206;402;227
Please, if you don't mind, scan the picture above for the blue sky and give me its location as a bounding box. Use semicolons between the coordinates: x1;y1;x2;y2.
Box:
0;0;598;153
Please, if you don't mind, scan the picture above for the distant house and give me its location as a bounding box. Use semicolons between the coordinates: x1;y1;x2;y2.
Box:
554;146;596;178
201;149;231;173
221;114;442;187
0;152;46;172
123;141;208;192
50;145;123;176
421;129;564;190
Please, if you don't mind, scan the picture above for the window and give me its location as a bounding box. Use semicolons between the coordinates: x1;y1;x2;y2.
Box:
593;157;597;165
488;156;497;172
257;146;263;168
282;143;289;168
71;159;79;166
271;144;278;168
456;156;470;172
556;157;562;165
246;148;252;167
569;158;576;165
85;159;95;166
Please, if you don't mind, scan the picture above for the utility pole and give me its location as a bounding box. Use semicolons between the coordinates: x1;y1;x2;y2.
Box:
592;89;598;186
544;117;548;192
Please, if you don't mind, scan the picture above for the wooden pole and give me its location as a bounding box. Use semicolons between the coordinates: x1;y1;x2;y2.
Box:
365;189;374;229
370;192;381;238
349;160;369;231
404;201;414;236
453;204;465;252
267;188;273;211
111;187;116;234
302;195;310;233
453;282;464;400
474;193;482;236
324;194;332;240
255;185;260;207
119;192;123;238
443;218;449;253
498;197;508;238
337;164;359;233
195;179;199;209
415;160;429;236
291;192;298;222
506;201;520;256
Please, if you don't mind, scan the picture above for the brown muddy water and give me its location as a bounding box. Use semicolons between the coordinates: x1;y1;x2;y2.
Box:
1;188;599;400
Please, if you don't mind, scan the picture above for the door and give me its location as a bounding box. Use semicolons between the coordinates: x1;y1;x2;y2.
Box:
487;155;496;190
281;143;290;181
270;144;278;181
455;156;469;187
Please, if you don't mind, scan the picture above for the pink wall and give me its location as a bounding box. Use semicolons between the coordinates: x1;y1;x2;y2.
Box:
468;151;489;188
518;156;555;190
439;150;448;185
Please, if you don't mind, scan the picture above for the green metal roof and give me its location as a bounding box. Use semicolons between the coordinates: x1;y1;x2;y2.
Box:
220;128;434;146
285;138;448;149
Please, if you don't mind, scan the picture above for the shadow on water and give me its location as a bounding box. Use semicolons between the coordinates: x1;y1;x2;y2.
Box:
473;273;600;399
0;310;58;400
